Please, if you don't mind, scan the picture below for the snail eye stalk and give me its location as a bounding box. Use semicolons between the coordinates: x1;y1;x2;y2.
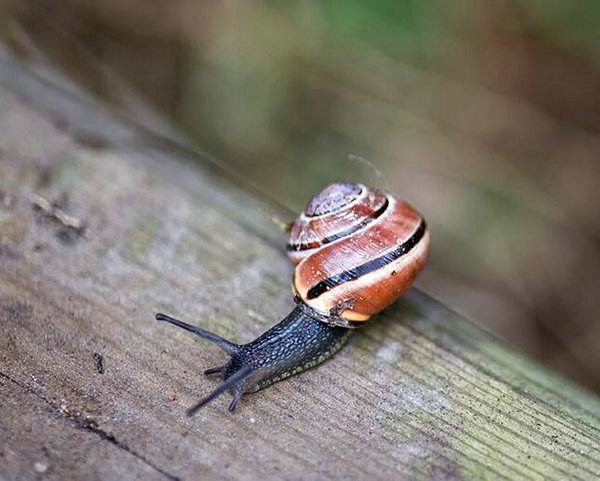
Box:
155;313;239;355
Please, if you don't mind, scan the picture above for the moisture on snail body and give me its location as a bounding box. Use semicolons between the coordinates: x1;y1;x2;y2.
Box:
156;182;430;414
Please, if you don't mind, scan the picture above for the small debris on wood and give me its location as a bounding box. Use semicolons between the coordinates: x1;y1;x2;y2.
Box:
93;352;105;374
32;242;46;252
31;193;88;240
58;400;101;434
32;194;83;229
59;401;71;416
33;462;48;474
80;417;100;431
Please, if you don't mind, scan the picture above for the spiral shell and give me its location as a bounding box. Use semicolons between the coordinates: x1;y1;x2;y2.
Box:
288;183;430;326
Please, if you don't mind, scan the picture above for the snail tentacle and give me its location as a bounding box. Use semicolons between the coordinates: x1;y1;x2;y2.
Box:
155;313;239;355
186;366;253;416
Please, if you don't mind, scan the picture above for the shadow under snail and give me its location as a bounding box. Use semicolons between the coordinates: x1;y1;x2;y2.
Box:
156;182;430;414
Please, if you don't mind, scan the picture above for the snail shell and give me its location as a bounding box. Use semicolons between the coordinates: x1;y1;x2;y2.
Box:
288;183;430;325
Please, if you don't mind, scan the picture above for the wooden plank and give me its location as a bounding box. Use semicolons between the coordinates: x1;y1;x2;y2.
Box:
1;52;599;481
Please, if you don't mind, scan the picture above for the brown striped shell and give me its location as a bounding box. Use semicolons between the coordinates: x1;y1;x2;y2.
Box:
287;183;430;326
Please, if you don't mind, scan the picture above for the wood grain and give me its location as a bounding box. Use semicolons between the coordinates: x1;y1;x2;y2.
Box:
0;51;599;481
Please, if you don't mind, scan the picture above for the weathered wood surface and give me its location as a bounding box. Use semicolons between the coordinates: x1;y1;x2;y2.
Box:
1;52;600;481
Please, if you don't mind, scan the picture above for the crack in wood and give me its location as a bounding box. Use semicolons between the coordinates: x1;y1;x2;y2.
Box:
0;371;181;481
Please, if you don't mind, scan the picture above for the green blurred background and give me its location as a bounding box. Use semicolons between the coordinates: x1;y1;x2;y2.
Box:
2;0;600;392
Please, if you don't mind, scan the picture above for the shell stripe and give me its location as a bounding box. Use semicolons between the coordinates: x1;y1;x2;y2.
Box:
306;218;427;300
286;197;389;252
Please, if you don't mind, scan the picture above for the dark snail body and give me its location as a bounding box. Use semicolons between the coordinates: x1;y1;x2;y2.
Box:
232;303;351;391
156;182;430;413
156;303;350;414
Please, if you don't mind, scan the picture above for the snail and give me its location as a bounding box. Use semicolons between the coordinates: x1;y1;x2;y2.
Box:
156;182;430;414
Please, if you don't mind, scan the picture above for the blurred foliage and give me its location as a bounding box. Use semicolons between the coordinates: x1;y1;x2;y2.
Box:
2;0;600;393
513;0;600;58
